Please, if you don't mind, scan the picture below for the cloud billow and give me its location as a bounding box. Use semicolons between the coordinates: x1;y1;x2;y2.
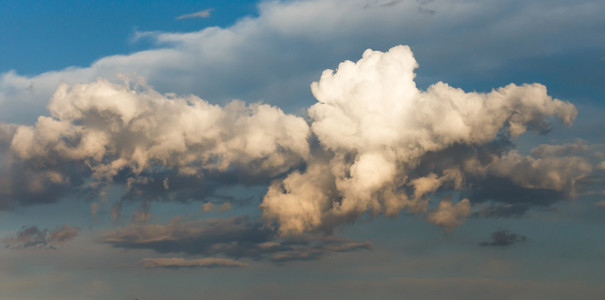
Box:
262;45;586;235
0;45;594;236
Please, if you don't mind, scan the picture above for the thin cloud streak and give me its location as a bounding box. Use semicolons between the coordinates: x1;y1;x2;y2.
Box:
176;9;214;20
140;257;246;269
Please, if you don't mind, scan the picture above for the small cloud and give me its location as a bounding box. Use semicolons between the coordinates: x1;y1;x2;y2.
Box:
91;202;99;218
479;229;526;247
427;197;471;231
201;202;215;212
219;202;231;212
418;6;435;15
176;8;213;20
3;225;80;249
132;201;151;223
595;200;605;207
140;257;246;269
111;202;122;221
476;203;530;218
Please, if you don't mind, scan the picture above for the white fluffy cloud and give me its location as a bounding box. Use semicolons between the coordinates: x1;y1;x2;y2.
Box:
261;45;586;235
0;44;595;235
6;77;309;185
0;45;595;234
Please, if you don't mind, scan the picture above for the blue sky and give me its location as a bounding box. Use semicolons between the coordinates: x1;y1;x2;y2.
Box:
1;0;605;299
0;0;259;74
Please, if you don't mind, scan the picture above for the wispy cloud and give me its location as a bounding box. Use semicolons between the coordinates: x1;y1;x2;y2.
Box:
479;229;526;247
101;216;372;263
3;225;80;249
140;257;247;269
176;8;213;20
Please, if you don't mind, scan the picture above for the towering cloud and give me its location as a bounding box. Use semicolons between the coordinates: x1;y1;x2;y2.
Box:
0;45;594;236
261;45;585;235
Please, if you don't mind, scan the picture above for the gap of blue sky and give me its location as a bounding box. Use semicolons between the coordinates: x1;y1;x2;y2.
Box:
0;0;260;75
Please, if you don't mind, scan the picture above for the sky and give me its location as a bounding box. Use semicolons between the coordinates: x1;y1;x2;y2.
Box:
0;0;604;299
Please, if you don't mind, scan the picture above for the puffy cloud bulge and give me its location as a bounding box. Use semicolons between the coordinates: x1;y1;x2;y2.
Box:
0;78;309;208
0;45;592;235
262;45;586;234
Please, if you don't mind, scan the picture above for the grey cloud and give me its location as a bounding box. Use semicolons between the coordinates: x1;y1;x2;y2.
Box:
408;136;593;218
140;257;246;269
479;229;526;247
101;216;372;262
530;141;589;158
3;224;80;249
475;203;531;218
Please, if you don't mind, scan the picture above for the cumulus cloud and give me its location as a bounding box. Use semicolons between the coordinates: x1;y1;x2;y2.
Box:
140;257;246;269
0;45;595;235
176;9;213;20
3;225;80;249
427;197;471;231
101;216;371;262
0;78;309;209
479;229;526;247
261;45;585;235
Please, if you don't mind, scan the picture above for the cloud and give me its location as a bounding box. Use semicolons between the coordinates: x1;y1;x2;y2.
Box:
91;201;99;218
219;202;231;212
2;0;603;126
176;9;214;20
201;202;216;212
530;141;589;158
140;257;246;269
479;229;526;247
475;203;531;218
0;78;309;209
427;197;471;231
261;45;585;235
101;216;372;262
0;45;595;235
3;225;80;249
